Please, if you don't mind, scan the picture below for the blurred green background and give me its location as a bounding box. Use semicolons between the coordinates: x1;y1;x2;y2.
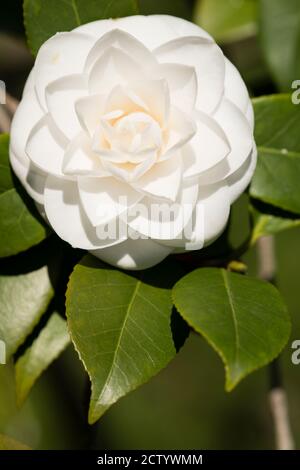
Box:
1;0;300;449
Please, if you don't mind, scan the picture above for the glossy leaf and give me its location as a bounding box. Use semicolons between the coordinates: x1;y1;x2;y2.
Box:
24;0;139;55
194;0;258;43
173;268;290;391
250;95;300;214
0;246;55;360
0;433;31;450
250;199;300;244
15;313;70;406
260;0;300;91
66;255;188;423
0;134;49;258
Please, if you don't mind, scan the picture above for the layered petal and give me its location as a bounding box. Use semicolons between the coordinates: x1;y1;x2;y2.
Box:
44;176;102;249
75;94;106;136
74;15;212;49
26;115;68;177
62;132;109;176
154;63;197;113
227;144;257;204
45;74;88;139
133;154;182;201
162;106;196;159
10;150;46;204
126;79;170;126
92;236;173;270
101;150;157;182
85;29;157;74
154;36;225;113
78;176;143;226
22;68;35;97
128;180;198;240
224;59;249;113
34;32;93;109
183;112;230;179
213;99;253;178
198;182;231;246
245;100;255;131
10;90;44;165
88;47;144;96
9;15;257;271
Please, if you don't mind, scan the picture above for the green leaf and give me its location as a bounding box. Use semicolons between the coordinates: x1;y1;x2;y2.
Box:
250;199;300;244
15;313;70;406
0;189;49;258
194;0;258;43
0;246;55;360
0;433;31;450
173;268;290;391
250;94;300;214
66;255;188;423
24;0;139;55
0;134;49;258
260;0;300;91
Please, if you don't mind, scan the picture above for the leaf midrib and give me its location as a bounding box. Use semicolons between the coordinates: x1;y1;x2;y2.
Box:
221;269;240;373
262;112;300;148
93;278;141;409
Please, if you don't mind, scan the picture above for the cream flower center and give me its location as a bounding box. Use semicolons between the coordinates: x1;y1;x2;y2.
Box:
108;112;162;157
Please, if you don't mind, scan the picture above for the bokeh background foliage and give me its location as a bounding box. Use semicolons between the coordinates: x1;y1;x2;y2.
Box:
0;0;300;449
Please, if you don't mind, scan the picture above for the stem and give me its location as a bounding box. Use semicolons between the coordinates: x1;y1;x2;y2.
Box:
0;106;11;133
269;360;295;450
257;236;295;450
0;92;19;132
5;92;18;116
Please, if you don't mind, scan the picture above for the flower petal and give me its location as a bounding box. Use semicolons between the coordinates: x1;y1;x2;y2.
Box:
155;63;197;113
84;28;157;73
78;176;143;226
75;94;106;136
10;150;46;204
34;32;93;110
183;111;230;179
128;180;198;240
154;36;225;113
63;132;109;176
101;151;157;182
45;74;88;140
73;19;116;39
88;47;143;96
162;106;196;159
213;99;254;178
104;84;149;117
152;15;213;41
22;68;35;96
245;99;255;131
10;90;44;166
91;236;172;270
76;15;212;49
128;79;170;126
165;182;230;250
227;145;257;204
224;59;249;113
26;115;68;177
133;154;182;201
199;183;230;246
44;175;102;250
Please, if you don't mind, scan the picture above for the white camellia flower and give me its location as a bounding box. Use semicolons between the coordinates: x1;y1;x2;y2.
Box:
10;15;256;270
